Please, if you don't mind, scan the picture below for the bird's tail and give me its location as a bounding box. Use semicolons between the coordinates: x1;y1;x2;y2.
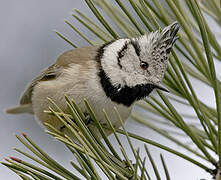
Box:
6;104;33;114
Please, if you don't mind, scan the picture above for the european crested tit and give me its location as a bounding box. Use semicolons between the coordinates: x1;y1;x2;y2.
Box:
6;22;180;136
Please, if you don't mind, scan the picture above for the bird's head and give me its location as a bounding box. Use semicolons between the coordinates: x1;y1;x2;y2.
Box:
97;22;180;106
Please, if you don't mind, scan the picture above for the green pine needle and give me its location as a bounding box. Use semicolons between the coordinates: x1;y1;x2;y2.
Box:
3;0;221;179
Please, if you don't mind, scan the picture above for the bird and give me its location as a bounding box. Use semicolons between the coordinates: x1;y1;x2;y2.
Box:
6;22;180;136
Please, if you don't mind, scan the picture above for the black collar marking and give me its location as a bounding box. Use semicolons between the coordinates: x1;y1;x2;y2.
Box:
96;41;155;107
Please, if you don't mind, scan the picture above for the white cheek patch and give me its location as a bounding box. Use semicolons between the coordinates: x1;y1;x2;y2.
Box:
121;47;138;71
101;39;131;85
102;39;130;68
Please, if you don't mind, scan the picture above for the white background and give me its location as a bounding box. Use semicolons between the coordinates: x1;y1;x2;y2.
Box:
0;0;217;179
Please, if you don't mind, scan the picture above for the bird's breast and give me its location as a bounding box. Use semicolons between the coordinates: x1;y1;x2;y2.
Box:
32;62;133;131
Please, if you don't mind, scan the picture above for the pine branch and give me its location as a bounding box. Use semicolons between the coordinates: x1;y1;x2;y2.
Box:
2;98;171;180
3;0;221;179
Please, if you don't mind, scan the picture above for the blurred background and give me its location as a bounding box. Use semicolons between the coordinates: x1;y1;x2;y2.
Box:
0;0;213;179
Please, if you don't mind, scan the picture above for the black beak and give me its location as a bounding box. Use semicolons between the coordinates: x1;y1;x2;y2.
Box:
153;84;169;93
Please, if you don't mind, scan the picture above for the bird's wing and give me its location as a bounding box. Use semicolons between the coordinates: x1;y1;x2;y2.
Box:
19;64;61;105
20;45;99;105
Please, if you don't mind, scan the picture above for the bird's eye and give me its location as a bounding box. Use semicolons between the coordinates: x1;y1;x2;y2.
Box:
140;61;149;70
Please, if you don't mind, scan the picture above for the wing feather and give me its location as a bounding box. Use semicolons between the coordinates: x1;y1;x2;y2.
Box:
20;64;61;104
19;45;99;105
